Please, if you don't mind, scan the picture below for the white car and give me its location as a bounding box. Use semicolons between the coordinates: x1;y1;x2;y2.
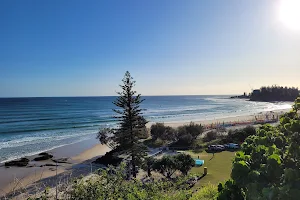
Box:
216;145;225;150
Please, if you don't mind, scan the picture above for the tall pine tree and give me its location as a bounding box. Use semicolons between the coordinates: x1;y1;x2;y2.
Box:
104;71;148;178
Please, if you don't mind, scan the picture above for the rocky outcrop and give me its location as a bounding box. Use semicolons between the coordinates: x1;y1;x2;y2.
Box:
33;152;53;161
5;158;30;167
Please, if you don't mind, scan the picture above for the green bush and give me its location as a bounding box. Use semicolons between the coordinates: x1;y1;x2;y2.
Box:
150;123;176;141
177;133;193;145
176;122;203;146
184;122;204;139
203;131;217;142
190;184;218;200
224;126;256;144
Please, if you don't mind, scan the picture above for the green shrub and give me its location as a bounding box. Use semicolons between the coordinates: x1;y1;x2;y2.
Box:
176;122;204;146
190;184;218;200
150;123;176;141
69;163;193;200
203;131;217;142
184;122;204;139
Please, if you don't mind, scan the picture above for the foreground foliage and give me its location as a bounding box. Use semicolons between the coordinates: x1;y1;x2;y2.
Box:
223;125;256;144
217;98;300;200
69;164;193;200
190;184;218;200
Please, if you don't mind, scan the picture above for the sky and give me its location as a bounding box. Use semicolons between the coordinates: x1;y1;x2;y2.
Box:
0;0;299;97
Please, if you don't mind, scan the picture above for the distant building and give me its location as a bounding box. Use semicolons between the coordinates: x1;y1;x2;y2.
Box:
252;89;260;95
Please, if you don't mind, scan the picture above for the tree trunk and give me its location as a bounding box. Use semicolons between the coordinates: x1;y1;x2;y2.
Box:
147;167;151;177
167;172;171;179
132;156;136;178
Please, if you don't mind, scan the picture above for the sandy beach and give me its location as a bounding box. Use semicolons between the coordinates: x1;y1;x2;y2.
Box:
148;109;290;128
0;138;111;198
0;108;291;198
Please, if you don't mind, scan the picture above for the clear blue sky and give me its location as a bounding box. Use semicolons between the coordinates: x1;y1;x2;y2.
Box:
1;0;299;97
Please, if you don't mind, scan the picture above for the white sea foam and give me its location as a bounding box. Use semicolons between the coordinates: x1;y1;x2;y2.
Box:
0;130;96;150
0;136;93;163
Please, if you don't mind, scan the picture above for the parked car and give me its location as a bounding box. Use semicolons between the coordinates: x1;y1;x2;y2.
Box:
208;145;224;152
225;143;239;149
216;145;225;151
208;145;217;151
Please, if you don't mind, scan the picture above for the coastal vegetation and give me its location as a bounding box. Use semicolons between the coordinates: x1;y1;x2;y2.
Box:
51;163;193;200
250;85;299;102
146;122;204;149
232;85;299;102
146;122;256;151
67;164;218;200
217;97;300;200
151;153;195;177
222;126;256;144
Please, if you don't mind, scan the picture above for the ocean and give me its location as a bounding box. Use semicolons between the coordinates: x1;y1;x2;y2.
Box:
0;96;292;163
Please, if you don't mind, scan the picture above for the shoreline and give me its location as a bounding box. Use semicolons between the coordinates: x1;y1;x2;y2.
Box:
147;108;290;128
0;108;291;198
0;136;97;164
0;138;111;198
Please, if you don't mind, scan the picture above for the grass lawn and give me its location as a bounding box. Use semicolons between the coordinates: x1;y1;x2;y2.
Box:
180;150;236;187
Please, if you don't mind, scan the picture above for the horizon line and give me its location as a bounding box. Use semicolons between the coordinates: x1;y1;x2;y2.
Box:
0;94;236;98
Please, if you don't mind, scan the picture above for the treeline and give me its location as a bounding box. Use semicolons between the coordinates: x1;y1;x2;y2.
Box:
250;85;299;102
149;122;204;147
150;122;256;150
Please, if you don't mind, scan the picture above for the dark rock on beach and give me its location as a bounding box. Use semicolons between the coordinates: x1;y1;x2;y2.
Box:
33;152;53;161
52;157;69;163
39;163;58;167
44;163;57;166
5;158;30;167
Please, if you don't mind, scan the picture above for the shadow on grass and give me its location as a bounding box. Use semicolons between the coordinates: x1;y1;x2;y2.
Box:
205;149;222;154
227;149;239;152
191;149;203;154
205;149;239;154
